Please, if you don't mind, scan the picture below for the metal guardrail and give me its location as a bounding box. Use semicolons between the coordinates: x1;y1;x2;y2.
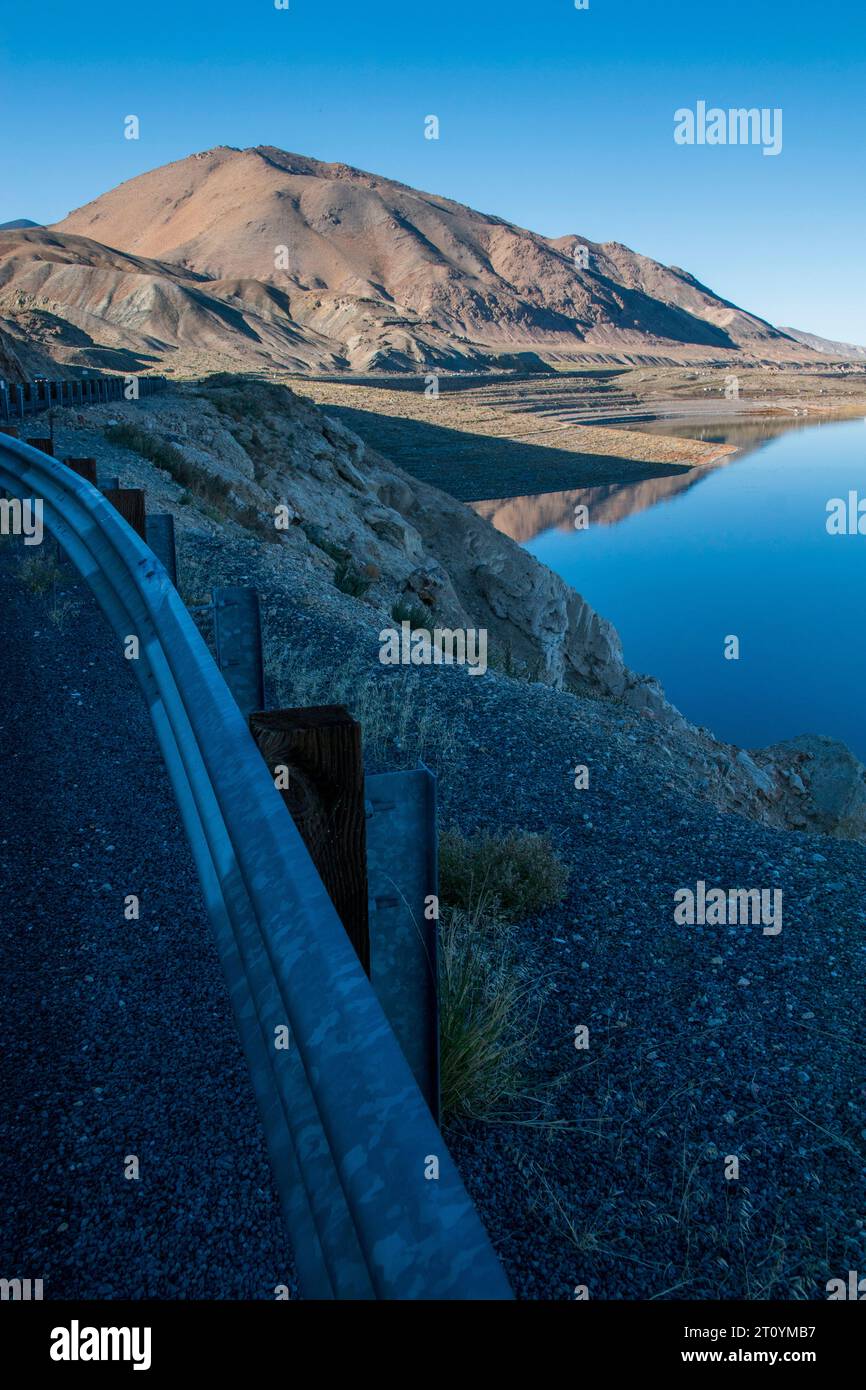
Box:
0;436;513;1300
0;372;167;423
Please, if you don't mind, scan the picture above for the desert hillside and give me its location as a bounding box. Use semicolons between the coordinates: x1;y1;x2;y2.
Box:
0;145;832;376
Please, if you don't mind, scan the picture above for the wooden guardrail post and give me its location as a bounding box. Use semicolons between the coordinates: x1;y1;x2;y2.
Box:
103;486;146;539
63;457;98;485
249;706;371;975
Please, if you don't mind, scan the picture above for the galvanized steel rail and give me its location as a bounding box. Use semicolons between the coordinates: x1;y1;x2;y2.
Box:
0;434;513;1301
0;372;166;423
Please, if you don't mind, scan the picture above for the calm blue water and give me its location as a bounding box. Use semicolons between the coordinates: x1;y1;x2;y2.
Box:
521;417;866;760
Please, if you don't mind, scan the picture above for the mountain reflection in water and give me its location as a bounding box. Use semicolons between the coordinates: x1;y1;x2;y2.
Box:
472;415;866;759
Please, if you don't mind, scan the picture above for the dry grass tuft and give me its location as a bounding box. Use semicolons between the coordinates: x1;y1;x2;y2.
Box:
19;550;62;594
277;660;460;769
438;898;536;1123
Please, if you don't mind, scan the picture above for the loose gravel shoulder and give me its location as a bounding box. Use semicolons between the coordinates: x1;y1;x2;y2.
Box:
0;542;291;1300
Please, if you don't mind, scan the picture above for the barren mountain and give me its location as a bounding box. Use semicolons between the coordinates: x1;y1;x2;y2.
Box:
779;326;866;360
0;145;819;375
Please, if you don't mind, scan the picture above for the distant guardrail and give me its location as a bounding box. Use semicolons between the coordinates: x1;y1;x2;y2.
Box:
0;372;167;423
0;435;513;1300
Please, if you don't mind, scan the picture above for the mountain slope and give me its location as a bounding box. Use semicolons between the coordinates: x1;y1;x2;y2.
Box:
0;145;819;374
0;226;348;374
780;326;866;360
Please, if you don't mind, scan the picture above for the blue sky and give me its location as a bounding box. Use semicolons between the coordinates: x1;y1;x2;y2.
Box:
1;0;863;341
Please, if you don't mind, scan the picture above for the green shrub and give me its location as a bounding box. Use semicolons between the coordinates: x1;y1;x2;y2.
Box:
439;827;569;920
333;558;372;598
390;597;430;629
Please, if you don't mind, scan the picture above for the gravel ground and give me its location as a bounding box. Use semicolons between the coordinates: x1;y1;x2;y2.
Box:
2;406;865;1302
0;539;291;1300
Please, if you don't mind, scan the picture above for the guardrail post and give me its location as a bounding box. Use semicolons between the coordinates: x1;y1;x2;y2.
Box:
249;705;371;975
15;386;25;419
63;457;98;485
366;766;440;1118
145;513;178;586
103;486;147;539
211;587;266;717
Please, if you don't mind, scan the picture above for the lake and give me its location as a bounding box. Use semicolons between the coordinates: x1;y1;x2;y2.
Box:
475;416;866;761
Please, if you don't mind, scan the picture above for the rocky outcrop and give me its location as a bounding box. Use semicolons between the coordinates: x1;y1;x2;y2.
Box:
0;326;24;383
0;318;74;383
757;736;866;840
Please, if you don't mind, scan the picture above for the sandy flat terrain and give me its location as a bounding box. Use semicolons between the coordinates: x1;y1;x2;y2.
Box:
295;374;736;500
294;366;866;501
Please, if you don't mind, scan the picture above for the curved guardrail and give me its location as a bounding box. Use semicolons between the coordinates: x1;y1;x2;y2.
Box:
0;435;513;1301
0;373;167;423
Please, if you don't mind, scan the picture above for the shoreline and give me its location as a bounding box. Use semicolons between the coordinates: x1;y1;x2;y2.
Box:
296;371;866;502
